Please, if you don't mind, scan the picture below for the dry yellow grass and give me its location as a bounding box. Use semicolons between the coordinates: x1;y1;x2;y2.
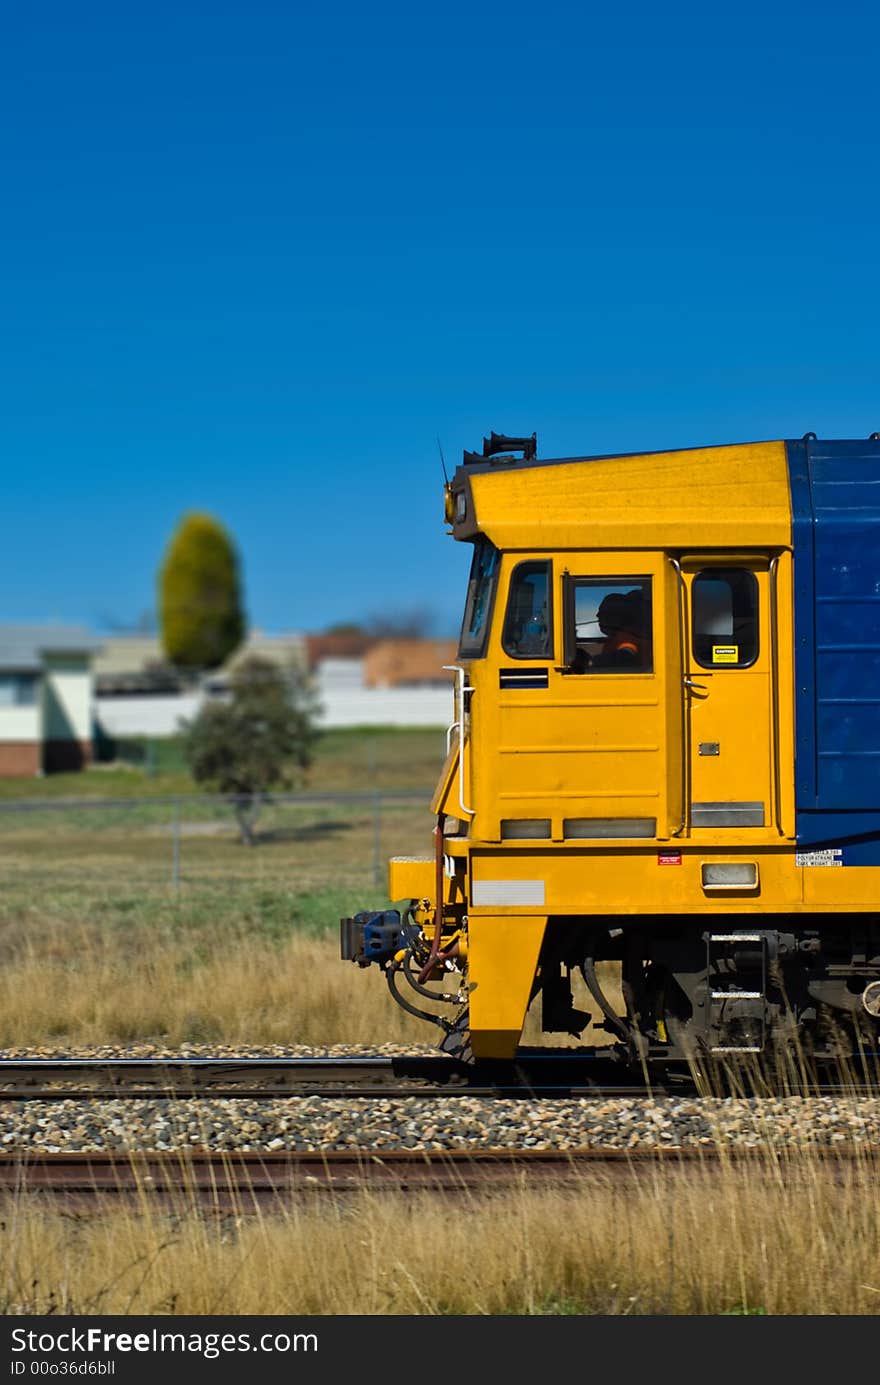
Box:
3;1148;880;1314
0;797;434;1047
0;912;623;1049
0;765;624;1048
0;927;428;1048
0;799;624;1047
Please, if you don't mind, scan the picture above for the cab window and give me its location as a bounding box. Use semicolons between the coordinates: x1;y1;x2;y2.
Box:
692;569;758;668
563;577;653;673
502;562;552;659
458;539;500;658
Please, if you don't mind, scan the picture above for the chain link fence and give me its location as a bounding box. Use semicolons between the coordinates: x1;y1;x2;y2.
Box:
0;791;435;902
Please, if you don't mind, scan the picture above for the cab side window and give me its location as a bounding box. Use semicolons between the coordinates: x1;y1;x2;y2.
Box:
692;569;758;668
502;562;552;659
564;577;653;673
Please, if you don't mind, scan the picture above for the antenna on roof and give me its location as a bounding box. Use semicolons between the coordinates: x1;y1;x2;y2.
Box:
437;436;449;487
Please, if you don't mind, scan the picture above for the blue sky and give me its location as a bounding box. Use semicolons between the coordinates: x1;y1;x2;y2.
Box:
2;1;878;637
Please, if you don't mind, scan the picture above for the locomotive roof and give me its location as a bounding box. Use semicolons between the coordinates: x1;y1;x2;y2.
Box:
452;439;793;550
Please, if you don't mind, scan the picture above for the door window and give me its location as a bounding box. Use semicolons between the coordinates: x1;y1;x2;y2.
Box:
692;569;758;668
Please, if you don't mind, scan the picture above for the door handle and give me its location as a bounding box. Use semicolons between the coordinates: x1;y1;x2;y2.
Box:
683;676;709;698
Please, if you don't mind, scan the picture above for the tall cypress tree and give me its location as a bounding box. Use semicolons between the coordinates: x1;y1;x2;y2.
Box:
159;512;245;671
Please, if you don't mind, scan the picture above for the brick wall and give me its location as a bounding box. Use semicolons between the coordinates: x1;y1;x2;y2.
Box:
0;743;41;776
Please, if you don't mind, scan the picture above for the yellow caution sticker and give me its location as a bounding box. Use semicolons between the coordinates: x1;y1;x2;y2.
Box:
712;645;739;664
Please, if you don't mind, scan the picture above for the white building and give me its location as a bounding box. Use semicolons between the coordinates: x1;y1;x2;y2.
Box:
0;625;101;776
314;657;452;728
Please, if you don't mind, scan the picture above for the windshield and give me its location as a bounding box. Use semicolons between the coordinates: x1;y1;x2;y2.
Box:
458;539;500;657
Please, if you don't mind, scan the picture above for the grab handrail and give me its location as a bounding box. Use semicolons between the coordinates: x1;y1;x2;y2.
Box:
769;554;785;835
442;665;476;817
669;557;688;838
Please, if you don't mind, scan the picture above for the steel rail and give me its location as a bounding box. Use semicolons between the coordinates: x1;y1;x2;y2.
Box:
3;1146;876;1209
0;1053;689;1100
0;1052;877;1101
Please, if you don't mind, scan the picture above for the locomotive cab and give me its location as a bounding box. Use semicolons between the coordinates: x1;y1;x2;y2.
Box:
342;432;880;1067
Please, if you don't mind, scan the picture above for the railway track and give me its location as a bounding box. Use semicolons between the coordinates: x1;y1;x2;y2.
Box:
0;1051;877;1100
0;1053;690;1100
3;1146;875;1210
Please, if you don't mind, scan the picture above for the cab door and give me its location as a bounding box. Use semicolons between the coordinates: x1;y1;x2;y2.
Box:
477;551;682;841
681;560;774;832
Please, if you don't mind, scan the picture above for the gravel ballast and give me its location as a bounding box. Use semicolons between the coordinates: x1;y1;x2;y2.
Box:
2;1045;879;1154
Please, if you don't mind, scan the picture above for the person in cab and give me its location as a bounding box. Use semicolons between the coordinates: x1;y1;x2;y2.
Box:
591;590;651;669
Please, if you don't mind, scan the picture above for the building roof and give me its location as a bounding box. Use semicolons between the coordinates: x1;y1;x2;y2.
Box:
94;630;308;694
94;631;306;677
0;623;102;672
92;635;164;677
304;632;376;667
224;631;306;672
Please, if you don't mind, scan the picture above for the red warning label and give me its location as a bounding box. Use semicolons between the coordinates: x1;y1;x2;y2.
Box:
657;852;683;866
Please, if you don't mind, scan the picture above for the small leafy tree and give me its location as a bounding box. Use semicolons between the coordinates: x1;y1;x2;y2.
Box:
182;656;319;844
159;512;245;671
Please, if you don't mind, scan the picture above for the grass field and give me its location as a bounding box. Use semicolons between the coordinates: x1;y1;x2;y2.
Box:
0;783;617;1047
0;795;434;894
0;843;612;1047
0;728;448;1046
0;888;432;1048
3;1148;880;1314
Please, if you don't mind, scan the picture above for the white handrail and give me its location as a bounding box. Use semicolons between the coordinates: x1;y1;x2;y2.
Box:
442;665;476;817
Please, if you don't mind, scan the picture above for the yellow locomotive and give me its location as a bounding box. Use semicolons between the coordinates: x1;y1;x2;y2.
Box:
341;432;880;1066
